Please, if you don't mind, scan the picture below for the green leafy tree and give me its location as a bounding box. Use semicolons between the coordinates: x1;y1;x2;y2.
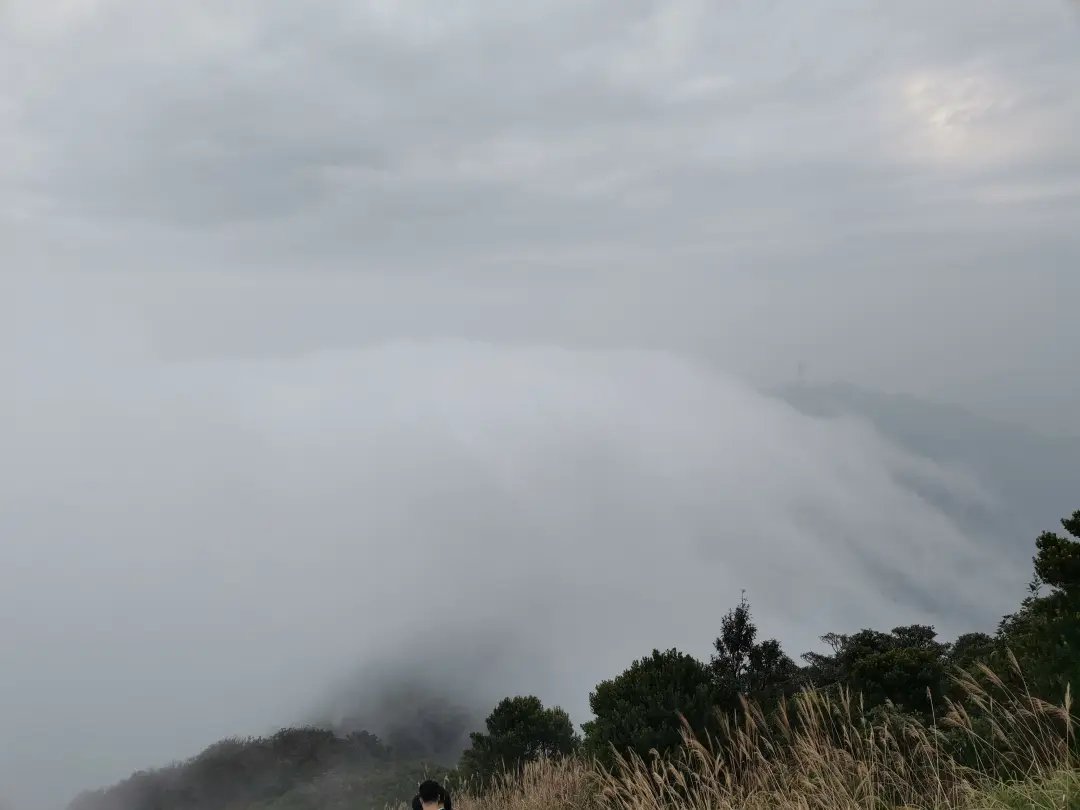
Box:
746;637;800;702
1034;511;1080;589
583;648;718;767
710;593;758;690
946;632;997;671
998;509;1080;701
799;625;948;716
710;593;799;705
849;645;945;714
458;696;579;788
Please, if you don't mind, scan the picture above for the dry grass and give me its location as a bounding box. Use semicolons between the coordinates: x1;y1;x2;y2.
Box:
440;658;1077;810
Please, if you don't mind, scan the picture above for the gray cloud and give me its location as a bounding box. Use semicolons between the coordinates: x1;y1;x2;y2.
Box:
1;2;1079;809
2;0;1077;435
0;279;1019;810
5;0;1079;232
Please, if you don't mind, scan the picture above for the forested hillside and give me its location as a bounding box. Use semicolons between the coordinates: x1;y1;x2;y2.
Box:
65;730;452;810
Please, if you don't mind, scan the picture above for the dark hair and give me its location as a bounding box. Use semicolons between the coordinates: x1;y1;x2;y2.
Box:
414;781;451;810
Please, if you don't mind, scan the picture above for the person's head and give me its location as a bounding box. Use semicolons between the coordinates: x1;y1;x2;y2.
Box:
418;780;444;810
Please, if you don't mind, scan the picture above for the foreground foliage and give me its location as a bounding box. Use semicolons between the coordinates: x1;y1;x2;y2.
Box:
441;668;1077;810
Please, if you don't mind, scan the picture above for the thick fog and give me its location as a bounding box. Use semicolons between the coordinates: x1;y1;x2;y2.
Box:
1;280;1018;807
2;1;1079;809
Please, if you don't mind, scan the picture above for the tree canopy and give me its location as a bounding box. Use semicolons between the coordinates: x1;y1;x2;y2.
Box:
458;696;579;787
582;648;719;766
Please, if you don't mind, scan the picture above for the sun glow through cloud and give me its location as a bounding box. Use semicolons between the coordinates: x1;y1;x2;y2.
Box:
891;66;1037;168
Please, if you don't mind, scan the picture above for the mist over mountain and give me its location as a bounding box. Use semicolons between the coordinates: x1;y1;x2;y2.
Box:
52;377;1078;810
303;628;527;763
3;1;1079;809
776;381;1080;569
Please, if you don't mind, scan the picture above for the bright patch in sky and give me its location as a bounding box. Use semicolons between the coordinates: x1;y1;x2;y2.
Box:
892;67;1029;167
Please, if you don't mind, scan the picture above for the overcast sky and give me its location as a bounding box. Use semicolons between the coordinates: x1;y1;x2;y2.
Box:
2;1;1079;809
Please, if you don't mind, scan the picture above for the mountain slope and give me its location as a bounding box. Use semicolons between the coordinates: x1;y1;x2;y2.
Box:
65;728;451;810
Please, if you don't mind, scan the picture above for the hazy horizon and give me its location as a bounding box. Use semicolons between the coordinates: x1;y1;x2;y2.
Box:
2;1;1079;809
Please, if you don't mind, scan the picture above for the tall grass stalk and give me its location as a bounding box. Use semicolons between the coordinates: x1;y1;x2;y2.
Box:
440;666;1077;810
